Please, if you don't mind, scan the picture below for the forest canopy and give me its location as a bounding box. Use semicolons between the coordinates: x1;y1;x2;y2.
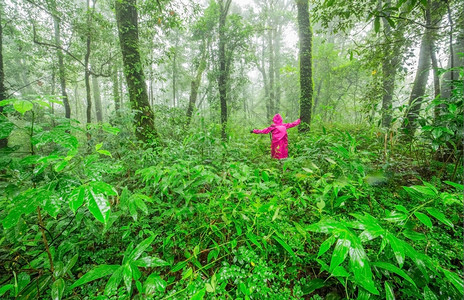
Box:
0;0;463;299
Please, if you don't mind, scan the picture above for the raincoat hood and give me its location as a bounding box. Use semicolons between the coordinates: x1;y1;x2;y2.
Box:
273;114;283;125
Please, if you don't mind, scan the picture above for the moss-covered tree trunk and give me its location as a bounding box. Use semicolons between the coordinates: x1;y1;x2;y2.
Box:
296;0;313;132
218;0;231;140
186;39;208;126
0;4;8;148
115;0;158;142
380;0;404;128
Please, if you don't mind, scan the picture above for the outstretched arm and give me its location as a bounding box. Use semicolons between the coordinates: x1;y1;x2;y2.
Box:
284;119;300;129
252;126;273;134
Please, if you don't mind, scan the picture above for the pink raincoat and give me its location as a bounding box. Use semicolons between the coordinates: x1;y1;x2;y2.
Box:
252;114;300;159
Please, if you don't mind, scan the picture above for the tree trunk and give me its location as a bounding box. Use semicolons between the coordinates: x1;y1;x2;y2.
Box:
313;78;323;114
274;26;282;114
440;4;463;101
218;0;232;140
172;35;177;107
257;38;270;120
296;0;313;132
402;0;444;137
186;39;208;125
85;53;92;124
268;26;275;115
0;4;8;148
112;63;121;115
380;0;398;128
115;0;158;142
92;74;103;122
51;0;71;118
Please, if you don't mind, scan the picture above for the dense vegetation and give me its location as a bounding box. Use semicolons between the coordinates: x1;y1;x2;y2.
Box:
0;0;463;299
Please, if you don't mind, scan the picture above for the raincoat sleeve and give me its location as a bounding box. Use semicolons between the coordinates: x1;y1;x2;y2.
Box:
284;119;300;129
252;126;273;134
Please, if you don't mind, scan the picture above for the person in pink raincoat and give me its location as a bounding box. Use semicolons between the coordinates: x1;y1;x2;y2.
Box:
251;114;300;159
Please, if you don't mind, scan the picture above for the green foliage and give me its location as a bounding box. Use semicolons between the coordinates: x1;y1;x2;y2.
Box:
0;98;462;299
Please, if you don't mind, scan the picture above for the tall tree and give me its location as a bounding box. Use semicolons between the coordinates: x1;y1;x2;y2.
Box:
402;0;445;137
0;3;8;148
115;0;158;142
218;0;232;140
49;0;71;118
380;0;406;128
296;0;313;132
186;39;208;125
112;63;121;116
92;74;103;122
84;0;94;124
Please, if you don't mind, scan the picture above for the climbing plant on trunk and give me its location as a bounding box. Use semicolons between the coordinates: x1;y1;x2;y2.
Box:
296;0;313;132
115;0;158;142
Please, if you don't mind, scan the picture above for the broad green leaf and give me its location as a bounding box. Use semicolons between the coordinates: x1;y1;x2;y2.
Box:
13;100;33;114
301;278;325;295
90;181;117;196
97;149;112;157
351;213;384;242
385;281;395;300
293;221;307;239
134;196;148;214
127;235;156;262
246;232;263;250
104;266;123;295
70;265;120;289
273;236;296;258
402;229;425;241
261;171;269;182
2;190;41;229
384;210;407;223
69;186;85;213
423;286;438;300
349;241;379;295
329;236;350;271
386;233;404;266
444;181;463;191
0;115;14;139
426;208;454;228
318;235;336;257
54;160;68;172
170;261;187;273
64;254;79;274
0;99;14;106
371;262;416;287
44;194;60;218
402;241;429;279
414;212;432;229
442;269;464;295
181;267;193;280
0;284;13;297
102;123;120;135
374;16;380;33
17;272;31;294
51;278;65;300
16;275;51;299
191;288;206;300
134;256;169;267
144;273;166;295
331;265;350;277
409;185;437;196
123;264;132;292
307;219;347;233
88;190;110;224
